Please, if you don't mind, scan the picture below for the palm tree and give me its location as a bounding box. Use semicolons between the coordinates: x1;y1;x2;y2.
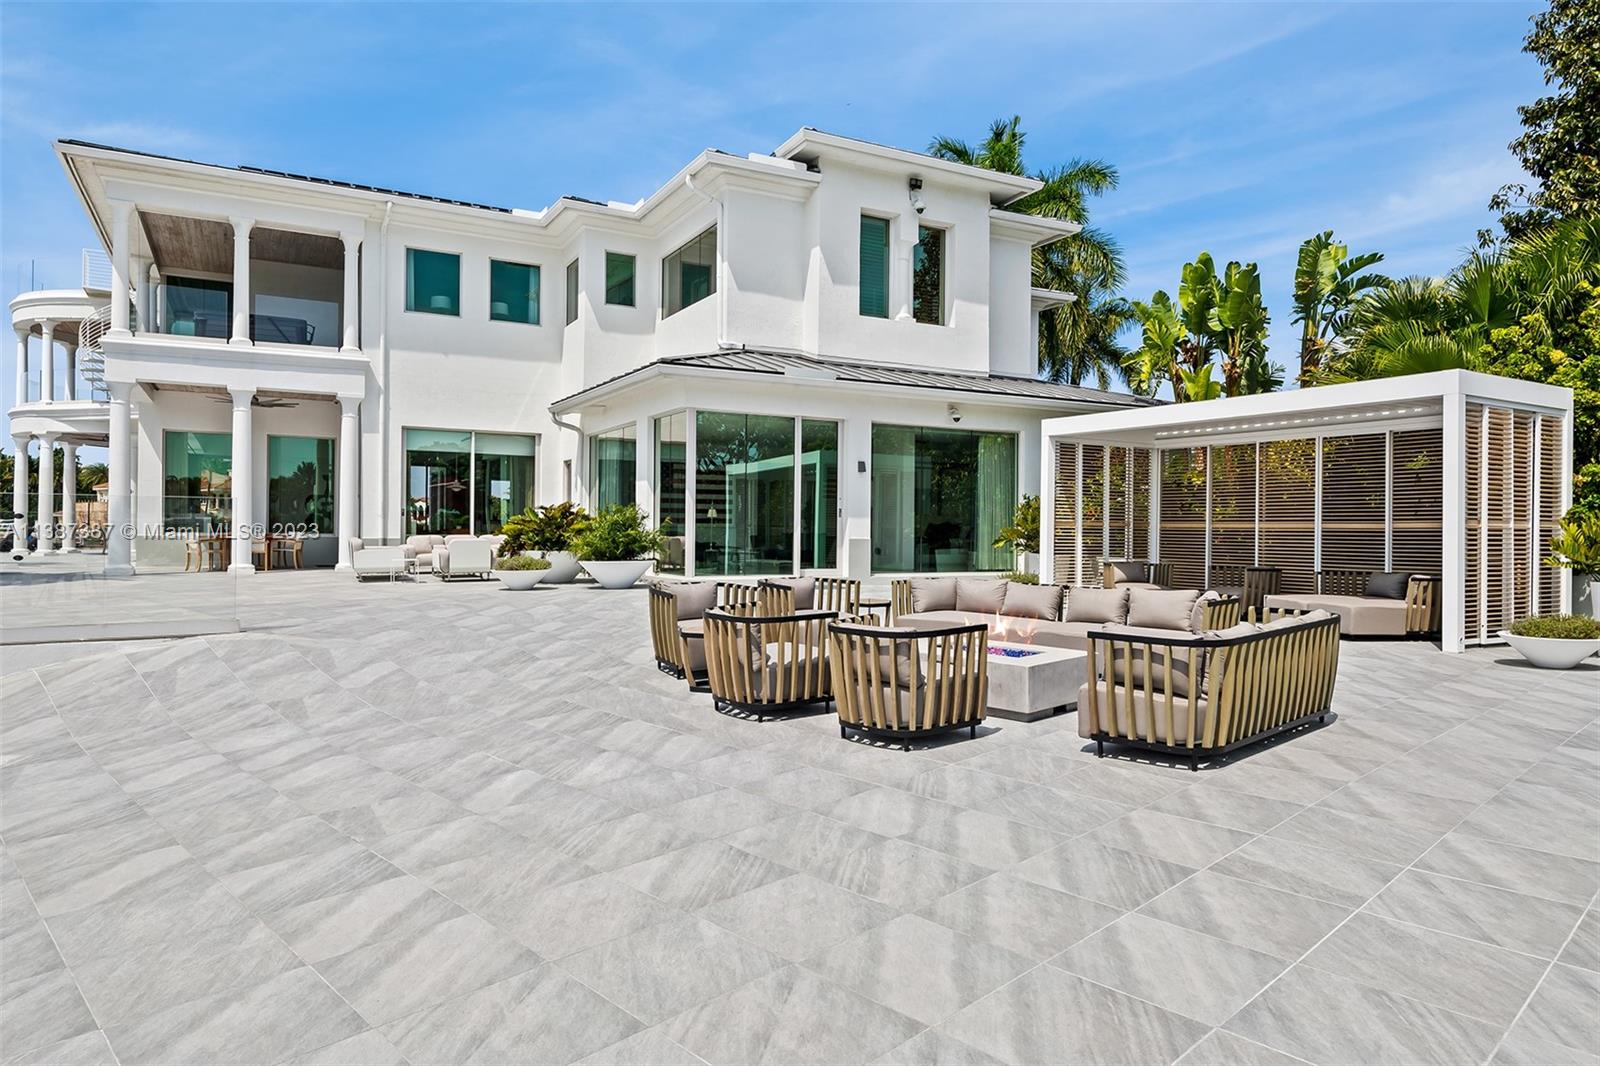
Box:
929;117;1128;387
1291;231;1389;384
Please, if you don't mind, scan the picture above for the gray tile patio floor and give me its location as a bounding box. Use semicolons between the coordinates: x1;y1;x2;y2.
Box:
1;570;1596;1065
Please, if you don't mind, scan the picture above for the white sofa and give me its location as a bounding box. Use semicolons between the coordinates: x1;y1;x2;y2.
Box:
352;546;408;581
434;536;496;580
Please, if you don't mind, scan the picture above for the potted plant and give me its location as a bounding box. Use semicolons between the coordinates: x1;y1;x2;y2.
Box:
1499;614;1600;669
498;502;588;583
993;494;1041;575
570;503;664;589
494;554;551;591
1547;515;1600;619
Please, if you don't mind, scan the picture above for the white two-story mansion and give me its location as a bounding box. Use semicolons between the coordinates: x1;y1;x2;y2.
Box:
8;130;1149;578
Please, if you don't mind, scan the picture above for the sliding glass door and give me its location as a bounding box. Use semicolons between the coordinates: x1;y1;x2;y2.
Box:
404;428;536;536
694;412;796;576
800;419;838;570
588;425;636;510
870;425;1017;573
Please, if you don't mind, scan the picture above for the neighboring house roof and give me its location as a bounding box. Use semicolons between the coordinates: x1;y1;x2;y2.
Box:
551;348;1158;413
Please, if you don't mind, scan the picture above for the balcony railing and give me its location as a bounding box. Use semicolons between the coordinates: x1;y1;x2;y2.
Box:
166;314;317;345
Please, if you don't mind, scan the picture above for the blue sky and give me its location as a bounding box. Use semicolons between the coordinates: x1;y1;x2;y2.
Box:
1;0;1545;407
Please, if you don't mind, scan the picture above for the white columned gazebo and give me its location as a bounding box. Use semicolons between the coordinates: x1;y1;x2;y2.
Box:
1040;370;1575;654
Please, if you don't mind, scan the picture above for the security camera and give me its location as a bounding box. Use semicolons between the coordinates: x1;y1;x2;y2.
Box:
909;177;926;215
947;404;962;424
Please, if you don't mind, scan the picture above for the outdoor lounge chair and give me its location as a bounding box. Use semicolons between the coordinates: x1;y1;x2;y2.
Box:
702;607;837;717
827;618;989;750
353;546;408;581
1208;564;1283;614
650;581;718;686
1101;559;1174;590
433;537;495;580
758;577;864;619
1262;569;1440;637
1078;609;1341;769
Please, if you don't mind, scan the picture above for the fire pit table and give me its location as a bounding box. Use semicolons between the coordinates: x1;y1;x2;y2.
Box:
984;641;1088;722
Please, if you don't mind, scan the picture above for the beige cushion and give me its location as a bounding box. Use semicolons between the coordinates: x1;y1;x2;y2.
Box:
1127;588;1200;632
900;610;1093;651
1107;561;1146;585
1077;681;1212;744
1189;591;1222;633
667;581;718;621
910;578;958;613
766;576;816;610
1004;582;1062;621
1067;586;1130;624
956;578;1008;614
1281;594;1403;636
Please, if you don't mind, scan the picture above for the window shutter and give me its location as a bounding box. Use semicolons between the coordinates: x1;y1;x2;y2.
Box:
859;216;889;318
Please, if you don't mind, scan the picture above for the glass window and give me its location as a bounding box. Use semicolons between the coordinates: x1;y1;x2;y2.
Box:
662;226;716;317
871;425;1016;573
165;276;232;339
404;429;536;535
565;259;579;324
588;424;637;510
605;252;636;307
695;412;794;576
655;413;687;574
913;226;945;325
406;249;459;315
490;260;539;324
473;432;536;533
163;431;232;530
800;419;838;570
267;436;335;533
859;216;890;318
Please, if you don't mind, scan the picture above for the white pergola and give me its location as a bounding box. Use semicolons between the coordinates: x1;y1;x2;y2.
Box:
1041;370;1575;653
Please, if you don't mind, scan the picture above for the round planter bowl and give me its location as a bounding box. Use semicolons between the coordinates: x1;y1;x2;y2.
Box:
538;551;583;584
496;569;547;591
581;559;653;589
1498;630;1600;670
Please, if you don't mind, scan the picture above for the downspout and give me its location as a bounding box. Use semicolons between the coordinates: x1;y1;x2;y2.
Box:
683;169;729;348
550;410;584;506
378;200;393;541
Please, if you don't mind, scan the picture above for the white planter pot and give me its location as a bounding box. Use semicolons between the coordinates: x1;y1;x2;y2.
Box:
1588;576;1600;620
1018;552;1040;576
496;569;547;591
539;551;582;584
1498;630;1600;670
581;559;653;589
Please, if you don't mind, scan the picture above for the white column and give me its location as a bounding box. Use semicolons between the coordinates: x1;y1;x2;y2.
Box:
13;328;27;407
65;342;76;401
133;258;150;335
60;444;77;552
228;387;254;571
10;435;28;555
154;269;166;332
109;202;133;336
35;433;56;554
335;395;359;571
38;321;54;404
340;232;361;352
1441;392;1466;654
230;218;254;345
105;384;134;575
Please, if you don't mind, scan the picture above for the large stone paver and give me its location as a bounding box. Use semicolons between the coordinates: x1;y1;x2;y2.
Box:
1;569;1597;1064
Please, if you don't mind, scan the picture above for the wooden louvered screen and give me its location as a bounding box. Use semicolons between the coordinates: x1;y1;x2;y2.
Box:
1483;407;1515;635
1159;448;1207;591
1320;434;1387;574
1107;447;1129;563
1465;405;1484;640
1259;438;1317;594
1052;442;1078;585
1536;416;1564;613
1129;448;1152;560
1391;427;1443;580
1512;412;1535;621
1208;444;1257;582
1080;444;1106;586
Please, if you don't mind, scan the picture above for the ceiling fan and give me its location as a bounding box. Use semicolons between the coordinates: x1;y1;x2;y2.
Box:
211;395;299;409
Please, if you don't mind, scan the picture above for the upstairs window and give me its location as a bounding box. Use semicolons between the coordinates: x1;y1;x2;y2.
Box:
859;216;890;318
662;226;716;318
406;248;460;316
565;259;579;324
490;260;539;325
605;252;636;307
912;226;945;325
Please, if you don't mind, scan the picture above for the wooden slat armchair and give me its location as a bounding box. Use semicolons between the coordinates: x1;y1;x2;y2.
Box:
1080;612;1341;770
827;620;989;750
1208;565;1283;614
759;578;863;619
702;608;837;718
1100;559;1174;589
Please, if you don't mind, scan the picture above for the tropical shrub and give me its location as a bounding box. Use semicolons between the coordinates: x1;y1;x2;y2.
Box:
499;501;589;553
495;555;552;572
992;495;1040;555
1125;252;1281;400
1005;571;1040;585
1509;614;1600;640
569;504;665;562
1548;515;1600;577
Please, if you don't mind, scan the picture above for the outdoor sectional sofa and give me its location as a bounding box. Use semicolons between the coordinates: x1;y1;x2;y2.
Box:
890;577;1242;652
1078;609;1342;769
1262;568;1441;637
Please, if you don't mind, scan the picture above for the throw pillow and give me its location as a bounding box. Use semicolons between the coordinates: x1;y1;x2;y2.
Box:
909;577;958;613
1066;586;1130;624
1366;572;1412;600
671;581;718;622
1127;588;1201;632
955;578;1009;614
1004;582;1062;621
